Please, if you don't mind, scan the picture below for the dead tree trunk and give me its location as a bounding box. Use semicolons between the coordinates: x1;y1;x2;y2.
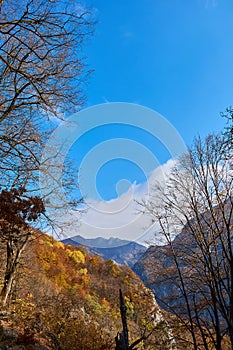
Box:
115;289;146;350
115;289;129;350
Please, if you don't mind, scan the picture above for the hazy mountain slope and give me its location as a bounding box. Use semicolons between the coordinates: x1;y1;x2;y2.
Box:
91;241;147;267
133;202;233;312
133;243;175;307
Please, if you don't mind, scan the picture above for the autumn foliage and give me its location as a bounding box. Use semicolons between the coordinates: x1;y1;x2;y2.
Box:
0;232;168;349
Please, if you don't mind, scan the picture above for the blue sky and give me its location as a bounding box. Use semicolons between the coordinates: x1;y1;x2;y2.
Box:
77;0;233;197
85;0;233;137
59;0;233;242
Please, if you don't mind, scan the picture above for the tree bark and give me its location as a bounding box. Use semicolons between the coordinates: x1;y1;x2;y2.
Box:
1;237;28;306
115;289;146;350
115;289;129;350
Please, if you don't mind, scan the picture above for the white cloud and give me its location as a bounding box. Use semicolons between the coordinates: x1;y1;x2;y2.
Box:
61;159;177;245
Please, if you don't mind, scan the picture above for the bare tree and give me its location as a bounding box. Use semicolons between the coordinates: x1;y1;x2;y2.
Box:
0;115;43;188
222;107;233;153
0;0;94;185
0;0;94;124
142;134;233;349
0;0;94;215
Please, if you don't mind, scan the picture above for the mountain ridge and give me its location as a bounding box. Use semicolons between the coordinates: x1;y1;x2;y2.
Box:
62;235;147;267
62;234;133;248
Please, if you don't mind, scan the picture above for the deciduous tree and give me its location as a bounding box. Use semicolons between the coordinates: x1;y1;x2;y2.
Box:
0;0;94;124
0;0;94;226
0;187;45;305
142;134;233;349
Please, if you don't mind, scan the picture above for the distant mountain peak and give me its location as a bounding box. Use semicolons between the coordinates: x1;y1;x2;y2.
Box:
62;234;132;248
61;235;147;267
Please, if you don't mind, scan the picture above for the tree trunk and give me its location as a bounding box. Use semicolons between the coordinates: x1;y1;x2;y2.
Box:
1;238;28;306
120;289;129;349
115;289;146;350
115;289;129;350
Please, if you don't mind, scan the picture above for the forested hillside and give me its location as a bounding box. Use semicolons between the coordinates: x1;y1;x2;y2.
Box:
0;232;174;350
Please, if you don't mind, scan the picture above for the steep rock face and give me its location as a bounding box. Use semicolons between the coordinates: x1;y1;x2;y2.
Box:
133;223;213;310
62;236;147;267
133;202;233;313
133;244;176;307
